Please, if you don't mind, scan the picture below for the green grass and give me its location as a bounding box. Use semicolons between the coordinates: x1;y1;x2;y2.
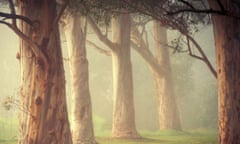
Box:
0;130;217;144
0;129;217;144
0;117;217;144
94;129;217;144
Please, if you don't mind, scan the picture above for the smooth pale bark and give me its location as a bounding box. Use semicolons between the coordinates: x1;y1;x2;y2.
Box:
18;1;72;144
152;21;181;130
63;11;96;144
208;1;240;143
111;14;139;138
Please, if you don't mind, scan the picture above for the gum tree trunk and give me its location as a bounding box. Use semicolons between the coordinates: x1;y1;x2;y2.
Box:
208;1;240;143
18;1;72;144
152;21;181;130
63;10;96;144
111;14;139;138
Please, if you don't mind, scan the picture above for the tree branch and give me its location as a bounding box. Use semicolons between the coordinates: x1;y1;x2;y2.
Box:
87;40;111;56
130;25;165;76
0;12;33;25
178;0;196;9
167;8;240;19
186;35;217;78
167;8;226;15
0;20;48;69
216;0;225;11
87;16;117;51
186;36;204;60
7;0;16;25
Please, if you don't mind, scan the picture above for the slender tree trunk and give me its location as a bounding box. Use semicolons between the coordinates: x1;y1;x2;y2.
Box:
208;1;240;143
151;21;182;130
111;14;139;138
63;11;96;144
18;1;72;144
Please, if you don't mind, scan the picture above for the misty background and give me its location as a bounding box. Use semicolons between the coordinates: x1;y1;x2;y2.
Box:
0;21;217;138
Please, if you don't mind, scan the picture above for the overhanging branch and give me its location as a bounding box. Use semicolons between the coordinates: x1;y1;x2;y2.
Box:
0;12;33;25
186;35;217;78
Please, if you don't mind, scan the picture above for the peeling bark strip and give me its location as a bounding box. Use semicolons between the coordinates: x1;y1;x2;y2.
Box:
208;0;240;144
111;14;140;138
63;10;96;144
18;1;72;144
152;21;182;130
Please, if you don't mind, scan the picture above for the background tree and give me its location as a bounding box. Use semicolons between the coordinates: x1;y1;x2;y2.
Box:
131;20;181;130
115;0;239;143
62;6;96;143
152;21;181;130
88;14;139;138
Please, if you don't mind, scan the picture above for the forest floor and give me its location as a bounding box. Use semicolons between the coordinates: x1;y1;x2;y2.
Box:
0;129;217;144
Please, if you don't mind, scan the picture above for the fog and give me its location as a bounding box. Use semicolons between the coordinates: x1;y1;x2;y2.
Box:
0;21;217;138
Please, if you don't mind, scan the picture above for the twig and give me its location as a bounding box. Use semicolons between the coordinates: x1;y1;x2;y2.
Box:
178;0;196;9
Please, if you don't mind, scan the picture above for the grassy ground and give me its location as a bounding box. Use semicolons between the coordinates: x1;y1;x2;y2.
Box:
0;130;217;144
0;116;217;144
95;130;217;144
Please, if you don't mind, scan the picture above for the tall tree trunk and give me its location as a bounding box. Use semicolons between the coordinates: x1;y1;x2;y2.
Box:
63;10;96;144
111;14;139;138
152;21;182;130
18;1;72;144
208;1;240;143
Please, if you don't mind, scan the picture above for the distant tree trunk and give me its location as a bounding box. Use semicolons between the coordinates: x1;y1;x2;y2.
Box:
63;10;96;144
152;21;181;130
111;14;139;138
18;1;72;144
208;1;240;144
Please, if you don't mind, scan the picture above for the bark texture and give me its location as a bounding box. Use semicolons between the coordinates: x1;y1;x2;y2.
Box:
18;1;72;144
111;14;139;138
63;10;96;144
208;1;240;143
152;21;181;130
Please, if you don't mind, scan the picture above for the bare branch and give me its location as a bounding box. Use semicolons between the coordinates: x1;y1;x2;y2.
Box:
0;20;48;69
131;25;158;69
87;16;117;51
130;39;165;78
178;0;196;9
216;0;225;11
87;40;111;56
186;37;204;60
186;35;217;78
0;12;33;25
167;8;240;19
7;0;16;25
167;8;226;15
